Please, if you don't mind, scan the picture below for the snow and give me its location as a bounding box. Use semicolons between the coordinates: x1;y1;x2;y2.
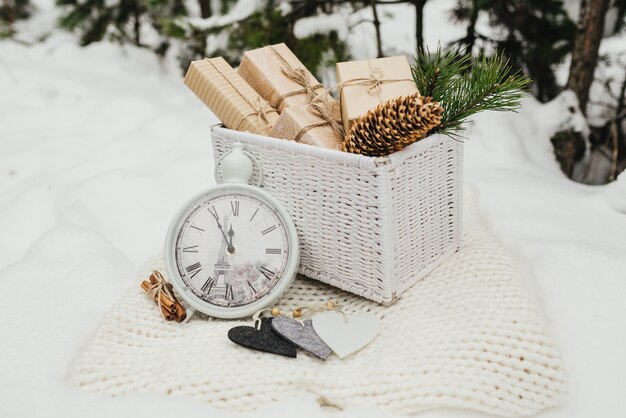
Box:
606;171;626;213
184;1;263;30
515;91;590;175
1;2;626;418
294;13;349;40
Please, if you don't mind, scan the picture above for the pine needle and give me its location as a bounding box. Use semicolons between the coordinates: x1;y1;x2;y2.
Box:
411;46;531;137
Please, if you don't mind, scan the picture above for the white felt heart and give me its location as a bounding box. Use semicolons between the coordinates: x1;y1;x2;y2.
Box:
311;311;380;359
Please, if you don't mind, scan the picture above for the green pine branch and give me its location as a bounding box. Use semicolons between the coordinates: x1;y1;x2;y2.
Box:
411;46;531;137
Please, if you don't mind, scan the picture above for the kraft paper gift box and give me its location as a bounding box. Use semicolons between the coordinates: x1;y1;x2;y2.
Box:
238;43;330;113
336;55;418;134
271;104;343;150
183;57;279;135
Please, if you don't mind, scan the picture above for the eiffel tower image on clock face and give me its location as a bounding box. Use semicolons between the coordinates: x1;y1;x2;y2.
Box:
213;215;231;293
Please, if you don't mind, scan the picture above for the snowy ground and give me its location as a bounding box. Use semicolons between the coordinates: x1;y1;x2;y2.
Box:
1;1;626;417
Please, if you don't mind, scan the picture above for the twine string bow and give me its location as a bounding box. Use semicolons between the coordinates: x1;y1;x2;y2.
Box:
148;280;174;312
203;58;277;133
270;46;324;108
281;66;321;103
364;66;386;96
236;96;274;130
270;46;344;139
294;100;345;142
147;273;177;314
312;61;415;104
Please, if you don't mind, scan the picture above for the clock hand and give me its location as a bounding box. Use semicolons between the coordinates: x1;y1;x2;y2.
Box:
216;223;230;245
227;225;235;253
209;210;231;246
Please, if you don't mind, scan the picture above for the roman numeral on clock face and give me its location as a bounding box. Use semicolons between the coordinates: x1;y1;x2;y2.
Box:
259;266;275;280
225;284;234;300
249;207;259;222
265;248;282;254
201;276;215;293
183;245;199;253
247;281;256;294
230;200;239;216
186;262;202;279
208;206;219;221
261;225;277;235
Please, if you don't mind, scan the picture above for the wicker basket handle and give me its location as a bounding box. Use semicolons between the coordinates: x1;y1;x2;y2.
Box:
214;145;263;187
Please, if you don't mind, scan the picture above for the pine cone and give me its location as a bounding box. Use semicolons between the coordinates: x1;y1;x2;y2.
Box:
342;92;443;156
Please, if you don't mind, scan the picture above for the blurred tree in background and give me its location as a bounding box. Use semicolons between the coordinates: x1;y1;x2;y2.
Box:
452;0;575;102
171;0;351;76
561;0;626;182
56;0;188;54
55;0;353;75
1;0;31;37
4;0;626;183
53;0;428;76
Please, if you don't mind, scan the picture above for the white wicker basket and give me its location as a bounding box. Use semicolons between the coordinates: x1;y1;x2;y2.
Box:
211;126;463;304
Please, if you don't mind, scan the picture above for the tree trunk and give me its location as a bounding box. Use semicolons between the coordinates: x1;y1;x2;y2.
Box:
465;0;479;53
2;0;15;24
413;0;426;51
370;0;383;57
610;71;626;180
133;8;141;46
198;0;212;19
566;0;610;114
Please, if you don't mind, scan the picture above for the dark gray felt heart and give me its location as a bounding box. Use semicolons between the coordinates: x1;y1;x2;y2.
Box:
271;316;332;360
228;317;297;358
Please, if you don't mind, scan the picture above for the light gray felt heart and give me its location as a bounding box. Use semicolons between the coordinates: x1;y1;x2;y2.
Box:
271;317;332;360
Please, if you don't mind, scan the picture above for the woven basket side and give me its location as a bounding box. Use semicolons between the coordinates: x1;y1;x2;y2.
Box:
389;135;463;295
211;128;391;302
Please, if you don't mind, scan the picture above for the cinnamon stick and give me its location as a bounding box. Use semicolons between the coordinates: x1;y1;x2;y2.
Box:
174;307;187;323
140;272;187;322
149;271;167;285
165;282;187;322
160;305;176;321
150;272;186;319
141;281;177;321
159;298;186;322
140;280;177;311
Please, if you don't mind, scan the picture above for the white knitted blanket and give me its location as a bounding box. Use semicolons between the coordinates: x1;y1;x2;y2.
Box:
74;190;566;417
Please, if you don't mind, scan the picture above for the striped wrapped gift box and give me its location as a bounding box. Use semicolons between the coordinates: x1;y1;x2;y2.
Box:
183;57;279;135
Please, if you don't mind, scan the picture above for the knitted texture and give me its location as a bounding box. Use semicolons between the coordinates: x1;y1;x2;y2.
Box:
74;190;566;417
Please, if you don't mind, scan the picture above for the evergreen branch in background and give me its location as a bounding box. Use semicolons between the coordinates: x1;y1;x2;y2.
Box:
411;46;531;137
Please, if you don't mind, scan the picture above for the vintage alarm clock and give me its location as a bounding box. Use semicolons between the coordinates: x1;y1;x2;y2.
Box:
164;142;300;319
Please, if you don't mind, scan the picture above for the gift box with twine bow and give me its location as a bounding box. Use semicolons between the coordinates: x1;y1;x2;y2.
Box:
238;43;344;149
183;57;279;136
336;56;418;135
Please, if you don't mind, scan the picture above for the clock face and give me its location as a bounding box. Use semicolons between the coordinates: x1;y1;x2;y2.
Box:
174;191;290;308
